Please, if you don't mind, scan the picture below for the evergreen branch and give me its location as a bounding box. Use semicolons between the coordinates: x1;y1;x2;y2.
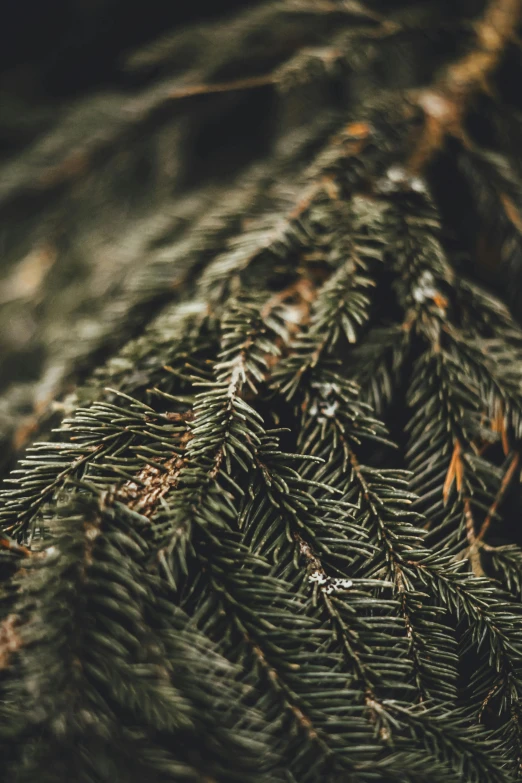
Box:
151;294;292;585
243;435;503;779
268;250;522;773
386;189;508;567
0;395;190;541
410;555;522;736
187;531;380;782
4;4;522;780
386;703;509;783
0;491;268;782
272;194;388;398
271;233;460;707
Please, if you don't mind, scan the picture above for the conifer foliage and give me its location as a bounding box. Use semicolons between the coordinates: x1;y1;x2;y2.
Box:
3;0;522;780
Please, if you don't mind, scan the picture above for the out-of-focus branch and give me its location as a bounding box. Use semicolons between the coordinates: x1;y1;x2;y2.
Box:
409;0;522;172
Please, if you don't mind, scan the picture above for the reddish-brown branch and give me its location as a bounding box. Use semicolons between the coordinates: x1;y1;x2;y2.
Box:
0;536;30;557
409;0;522;172
163;74;275;101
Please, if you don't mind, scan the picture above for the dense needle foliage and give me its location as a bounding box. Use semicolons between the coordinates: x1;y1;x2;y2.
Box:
3;0;522;780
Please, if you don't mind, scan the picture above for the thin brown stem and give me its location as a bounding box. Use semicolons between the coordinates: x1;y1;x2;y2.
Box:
162;74;275;101
477;450;521;542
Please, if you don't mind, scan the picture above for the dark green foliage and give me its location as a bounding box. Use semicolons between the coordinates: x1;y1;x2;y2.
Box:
2;1;522;781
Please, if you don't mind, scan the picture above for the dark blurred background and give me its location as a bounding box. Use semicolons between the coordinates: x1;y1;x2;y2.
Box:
0;0;259;157
0;1;253;92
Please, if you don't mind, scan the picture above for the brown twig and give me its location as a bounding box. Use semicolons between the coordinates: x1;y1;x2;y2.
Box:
463;497;485;576
0;536;31;557
162;74;274;101
491;398;511;456
477;450;521;542
443;440;464;503
442;440;491;575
